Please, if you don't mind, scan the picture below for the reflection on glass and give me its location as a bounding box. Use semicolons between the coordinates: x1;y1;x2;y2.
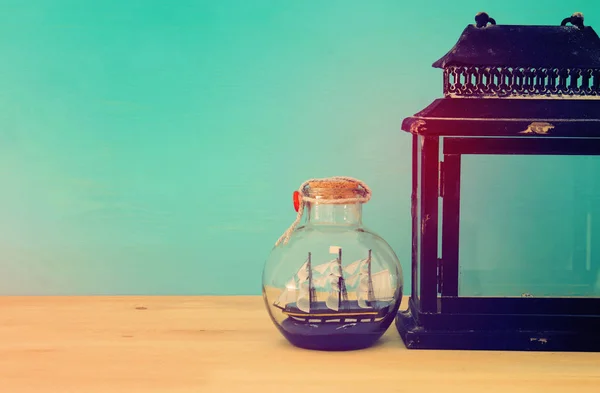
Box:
458;155;600;298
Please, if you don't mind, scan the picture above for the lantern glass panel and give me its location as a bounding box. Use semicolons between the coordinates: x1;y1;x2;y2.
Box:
458;154;600;298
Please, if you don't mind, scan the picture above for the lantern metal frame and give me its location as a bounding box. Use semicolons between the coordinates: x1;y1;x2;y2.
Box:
395;12;600;351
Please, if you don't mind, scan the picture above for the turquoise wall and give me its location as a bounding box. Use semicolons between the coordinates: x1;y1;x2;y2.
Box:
0;1;597;295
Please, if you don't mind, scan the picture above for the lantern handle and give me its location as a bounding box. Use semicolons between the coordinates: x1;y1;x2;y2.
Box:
561;12;585;29
475;12;496;28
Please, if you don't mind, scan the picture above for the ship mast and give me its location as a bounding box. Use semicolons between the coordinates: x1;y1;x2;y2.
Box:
307;252;316;307
337;248;349;307
367;249;375;303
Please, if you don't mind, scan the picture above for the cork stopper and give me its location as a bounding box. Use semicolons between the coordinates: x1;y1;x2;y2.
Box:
304;178;368;200
275;176;372;246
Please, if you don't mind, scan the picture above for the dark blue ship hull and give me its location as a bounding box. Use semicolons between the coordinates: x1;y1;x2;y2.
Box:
275;297;402;351
277;300;392;323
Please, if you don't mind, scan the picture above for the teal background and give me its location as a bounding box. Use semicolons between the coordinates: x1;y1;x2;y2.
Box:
0;1;597;295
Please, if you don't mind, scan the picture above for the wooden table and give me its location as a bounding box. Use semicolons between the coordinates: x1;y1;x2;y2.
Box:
0;296;598;392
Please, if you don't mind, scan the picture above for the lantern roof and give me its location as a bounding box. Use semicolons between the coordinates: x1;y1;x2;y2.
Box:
401;12;600;138
433;16;600;69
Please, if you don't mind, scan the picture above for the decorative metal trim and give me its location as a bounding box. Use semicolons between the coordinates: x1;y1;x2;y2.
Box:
443;66;600;98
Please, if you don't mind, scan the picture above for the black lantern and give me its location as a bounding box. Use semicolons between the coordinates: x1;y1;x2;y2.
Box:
396;12;600;351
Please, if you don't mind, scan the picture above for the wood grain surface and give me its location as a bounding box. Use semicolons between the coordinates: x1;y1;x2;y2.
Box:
0;296;598;393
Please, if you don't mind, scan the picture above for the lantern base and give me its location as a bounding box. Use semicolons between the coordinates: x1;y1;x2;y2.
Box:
396;303;600;352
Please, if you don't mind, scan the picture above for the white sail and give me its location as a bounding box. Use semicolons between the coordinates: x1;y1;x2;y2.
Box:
356;274;372;309
344;259;368;283
358;275;371;292
349;262;394;304
313;260;337;275
345;274;360;286
312;275;329;287
330;277;341;291
343;259;362;275
296;260;310;281
318;260;343;311
274;278;297;306
359;260;369;274
296;295;311;313
329;262;342;277
340;257;374;309
357;297;369;308
296;280;311;313
326;287;340;311
372;270;394;300
292;259;313;313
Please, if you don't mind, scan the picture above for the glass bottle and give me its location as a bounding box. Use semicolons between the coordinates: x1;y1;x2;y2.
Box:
262;176;403;350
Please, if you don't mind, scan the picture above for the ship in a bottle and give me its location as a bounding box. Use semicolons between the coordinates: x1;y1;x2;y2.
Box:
273;246;395;324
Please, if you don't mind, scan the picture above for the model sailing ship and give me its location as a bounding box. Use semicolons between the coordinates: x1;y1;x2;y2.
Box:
273;247;394;324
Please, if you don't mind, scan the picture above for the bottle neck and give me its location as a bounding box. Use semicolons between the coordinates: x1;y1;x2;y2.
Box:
306;202;363;226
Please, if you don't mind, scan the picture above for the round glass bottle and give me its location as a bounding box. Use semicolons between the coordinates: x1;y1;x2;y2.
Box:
262;177;403;350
